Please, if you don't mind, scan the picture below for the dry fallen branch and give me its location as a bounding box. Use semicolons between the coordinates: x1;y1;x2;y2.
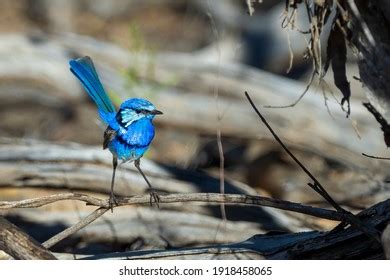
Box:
0;216;56;260
0;192;346;222
1;192;349;251
0;139;257;197
1;136;388;207
1;138;343;232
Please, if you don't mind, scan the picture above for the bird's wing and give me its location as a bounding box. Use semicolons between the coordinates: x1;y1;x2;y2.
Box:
117;118;155;147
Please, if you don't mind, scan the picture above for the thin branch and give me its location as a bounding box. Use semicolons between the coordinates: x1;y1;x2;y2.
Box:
206;2;227;224
345;0;376;48
362;102;389;129
244;91;381;242
264;50;316;109
0;193;104;208
362;153;390;160
285;29;294;74
363;102;390;148
42;207;108;249
247;91;342;210
217;128;227;222
0;192;347;222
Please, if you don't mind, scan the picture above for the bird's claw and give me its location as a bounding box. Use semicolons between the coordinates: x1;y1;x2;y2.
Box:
108;193;119;212
149;189;160;208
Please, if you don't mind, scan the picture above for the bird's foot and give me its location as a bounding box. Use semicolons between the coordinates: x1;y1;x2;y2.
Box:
148;188;160;208
108;193;119;212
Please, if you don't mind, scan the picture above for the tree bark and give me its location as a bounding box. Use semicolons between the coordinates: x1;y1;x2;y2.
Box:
0;217;56;260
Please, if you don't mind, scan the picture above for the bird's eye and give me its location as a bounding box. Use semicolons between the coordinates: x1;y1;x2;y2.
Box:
135;109;148;114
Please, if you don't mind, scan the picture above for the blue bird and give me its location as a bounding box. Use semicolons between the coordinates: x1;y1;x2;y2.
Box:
69;56;162;210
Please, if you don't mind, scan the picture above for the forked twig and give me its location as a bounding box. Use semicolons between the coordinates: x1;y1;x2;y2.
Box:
245;91;380;242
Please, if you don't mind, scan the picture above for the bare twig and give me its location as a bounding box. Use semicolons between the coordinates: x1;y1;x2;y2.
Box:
362;153;390;160
363;102;390;147
247;91;342;210
0;217;56;259
42;207;108;249
0;192;347;222
265;34;316;109
207;2;227;223
0;193;104;208
216;128;227;222
245;91;381;242
2;191;351;250
285;29;294;74
264;69;315;108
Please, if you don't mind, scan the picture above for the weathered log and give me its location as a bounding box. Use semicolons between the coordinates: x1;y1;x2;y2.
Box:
0;33;388;207
0;138;256;196
0;33;387;157
0;216;56;260
0;138;309;232
1;137;388;211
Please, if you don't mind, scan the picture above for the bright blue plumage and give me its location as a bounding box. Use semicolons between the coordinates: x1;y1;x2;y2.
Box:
69;57;116;123
69;56;162;209
109;117;155;160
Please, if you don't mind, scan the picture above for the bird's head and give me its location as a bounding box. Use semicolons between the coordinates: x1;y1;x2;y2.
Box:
116;98;162;127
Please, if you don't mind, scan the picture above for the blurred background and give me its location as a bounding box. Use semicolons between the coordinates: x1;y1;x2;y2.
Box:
0;0;389;257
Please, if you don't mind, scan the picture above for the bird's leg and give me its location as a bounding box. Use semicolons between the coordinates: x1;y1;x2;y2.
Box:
134;159;160;207
109;156;118;212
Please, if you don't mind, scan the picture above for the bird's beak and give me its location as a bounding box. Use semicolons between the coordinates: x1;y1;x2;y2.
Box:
151;109;163;115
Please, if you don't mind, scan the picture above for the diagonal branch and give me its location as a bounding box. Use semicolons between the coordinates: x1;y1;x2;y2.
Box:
244;91;380;242
363;102;390;148
42;207;108;249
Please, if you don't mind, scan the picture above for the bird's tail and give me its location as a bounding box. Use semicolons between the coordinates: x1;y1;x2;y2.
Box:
69;56;116;123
